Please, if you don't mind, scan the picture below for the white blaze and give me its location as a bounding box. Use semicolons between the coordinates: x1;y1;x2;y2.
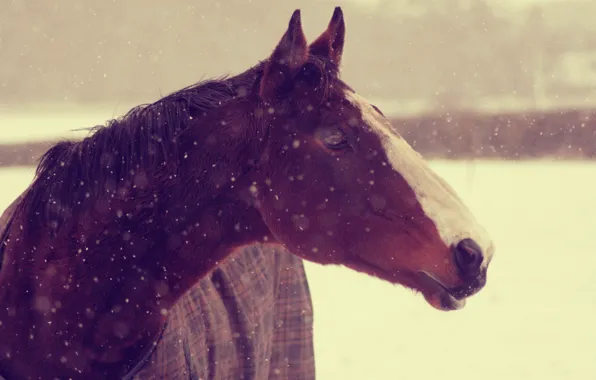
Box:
345;91;494;268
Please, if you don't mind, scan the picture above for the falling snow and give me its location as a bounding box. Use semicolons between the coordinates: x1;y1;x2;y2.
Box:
1;159;594;379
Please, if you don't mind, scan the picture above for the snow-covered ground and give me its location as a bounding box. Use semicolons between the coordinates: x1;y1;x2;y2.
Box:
306;160;596;380
0;115;594;379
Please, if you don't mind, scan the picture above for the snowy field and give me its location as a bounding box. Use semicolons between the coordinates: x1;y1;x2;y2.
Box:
1;117;595;379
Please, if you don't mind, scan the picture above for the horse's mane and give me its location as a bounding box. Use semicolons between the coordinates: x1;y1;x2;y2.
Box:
39;65;263;182
20;56;337;234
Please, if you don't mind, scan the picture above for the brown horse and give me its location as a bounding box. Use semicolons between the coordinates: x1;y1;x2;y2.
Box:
0;7;494;380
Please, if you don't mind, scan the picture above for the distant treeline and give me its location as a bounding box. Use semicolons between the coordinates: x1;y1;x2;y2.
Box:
394;107;596;159
1;107;595;167
5;0;596;106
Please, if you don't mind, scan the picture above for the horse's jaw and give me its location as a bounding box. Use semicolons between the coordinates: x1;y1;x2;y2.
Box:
417;272;467;311
341;257;487;312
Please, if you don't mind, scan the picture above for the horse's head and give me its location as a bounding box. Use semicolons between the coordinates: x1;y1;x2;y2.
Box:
253;8;494;311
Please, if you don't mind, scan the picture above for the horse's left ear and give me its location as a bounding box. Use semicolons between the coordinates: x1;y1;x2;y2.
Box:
259;10;308;100
308;7;345;67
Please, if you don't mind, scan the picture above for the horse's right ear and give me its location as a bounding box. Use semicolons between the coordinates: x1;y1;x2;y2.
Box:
259;10;308;101
309;7;345;67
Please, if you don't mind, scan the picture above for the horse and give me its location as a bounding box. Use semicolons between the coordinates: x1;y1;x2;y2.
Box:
0;7;494;379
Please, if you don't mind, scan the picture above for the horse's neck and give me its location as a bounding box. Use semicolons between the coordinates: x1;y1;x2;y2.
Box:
0;137;272;378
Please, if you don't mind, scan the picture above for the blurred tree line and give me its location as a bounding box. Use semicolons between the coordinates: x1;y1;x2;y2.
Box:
2;0;596;108
361;0;596;107
2;107;595;167
393;108;596;159
2;0;596;162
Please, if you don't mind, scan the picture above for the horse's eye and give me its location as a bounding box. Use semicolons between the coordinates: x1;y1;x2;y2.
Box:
322;129;348;150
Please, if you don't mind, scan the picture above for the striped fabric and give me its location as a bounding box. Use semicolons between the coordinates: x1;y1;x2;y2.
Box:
0;196;315;380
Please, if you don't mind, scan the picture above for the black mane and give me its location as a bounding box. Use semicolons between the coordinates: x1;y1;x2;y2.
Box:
21;63;264;232
20;56;337;234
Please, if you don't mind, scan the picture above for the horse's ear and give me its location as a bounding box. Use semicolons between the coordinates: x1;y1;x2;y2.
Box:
259;9;308;100
308;7;345;67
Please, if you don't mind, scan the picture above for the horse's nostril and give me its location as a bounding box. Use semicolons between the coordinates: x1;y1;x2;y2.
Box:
454;238;483;278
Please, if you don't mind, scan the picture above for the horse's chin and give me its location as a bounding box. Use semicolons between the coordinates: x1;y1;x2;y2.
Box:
344;258;468;312
406;272;468;312
424;291;466;311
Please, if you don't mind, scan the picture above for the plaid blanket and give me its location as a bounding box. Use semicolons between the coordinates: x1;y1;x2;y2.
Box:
0;195;315;380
